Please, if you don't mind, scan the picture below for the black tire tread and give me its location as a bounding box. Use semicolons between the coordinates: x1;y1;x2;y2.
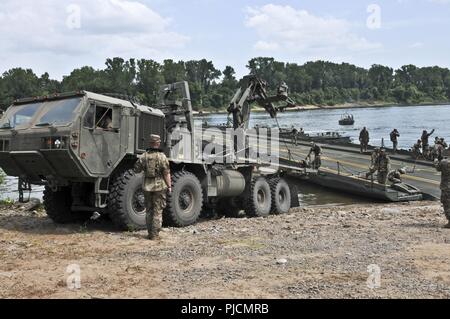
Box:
108;169;142;231
269;177;281;214
43;186;89;224
269;178;291;215
164;171;204;227
245;177;271;217
290;183;300;208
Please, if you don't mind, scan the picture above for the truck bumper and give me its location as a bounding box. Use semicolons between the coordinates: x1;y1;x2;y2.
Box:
0;150;86;183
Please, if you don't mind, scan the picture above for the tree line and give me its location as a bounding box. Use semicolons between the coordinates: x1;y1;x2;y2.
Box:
1;57;450;111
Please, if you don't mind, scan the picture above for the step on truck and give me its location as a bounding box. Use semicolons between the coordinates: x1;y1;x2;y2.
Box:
0;78;312;230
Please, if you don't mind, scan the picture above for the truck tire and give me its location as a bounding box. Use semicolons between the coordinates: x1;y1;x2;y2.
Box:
108;169;147;231
245;177;272;217
43;186;90;224
270;178;292;215
290;183;300;208
164;171;203;227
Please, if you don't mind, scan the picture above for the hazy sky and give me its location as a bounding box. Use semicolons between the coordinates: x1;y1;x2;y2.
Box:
0;0;449;79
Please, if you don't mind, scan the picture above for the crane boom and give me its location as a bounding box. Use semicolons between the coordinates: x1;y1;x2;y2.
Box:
227;75;297;129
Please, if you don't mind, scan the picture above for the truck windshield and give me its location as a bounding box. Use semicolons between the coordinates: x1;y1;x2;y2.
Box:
0;102;43;129
36;98;82;126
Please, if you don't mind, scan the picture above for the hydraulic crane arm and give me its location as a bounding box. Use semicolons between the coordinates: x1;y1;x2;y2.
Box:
227;75;297;130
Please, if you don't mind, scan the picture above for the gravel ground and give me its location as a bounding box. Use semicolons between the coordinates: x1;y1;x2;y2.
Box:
0;201;450;299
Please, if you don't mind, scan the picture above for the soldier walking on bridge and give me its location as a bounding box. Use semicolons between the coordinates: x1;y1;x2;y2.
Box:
134;135;172;240
359;127;370;153
291;126;299;146
390;129;400;154
434;157;450;229
307;142;322;169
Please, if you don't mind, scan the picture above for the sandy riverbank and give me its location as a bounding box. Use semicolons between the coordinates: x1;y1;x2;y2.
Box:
1;201;449;299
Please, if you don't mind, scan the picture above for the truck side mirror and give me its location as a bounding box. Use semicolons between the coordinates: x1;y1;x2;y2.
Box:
112;105;122;131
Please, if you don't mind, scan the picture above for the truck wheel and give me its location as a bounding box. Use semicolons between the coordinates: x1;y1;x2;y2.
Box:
43;186;90;224
165;171;203;227
108;169;146;231
245;177;272;217
270;178;292;215
290;183;300;208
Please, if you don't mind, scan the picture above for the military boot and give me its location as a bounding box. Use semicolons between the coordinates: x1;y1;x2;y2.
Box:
148;230;161;240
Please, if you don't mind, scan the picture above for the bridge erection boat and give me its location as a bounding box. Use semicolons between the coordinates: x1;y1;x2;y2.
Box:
339;113;355;126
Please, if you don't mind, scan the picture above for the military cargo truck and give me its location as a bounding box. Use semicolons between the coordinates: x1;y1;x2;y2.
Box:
0;80;308;230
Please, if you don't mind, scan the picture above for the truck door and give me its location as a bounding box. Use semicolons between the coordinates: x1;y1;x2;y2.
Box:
79;101;123;176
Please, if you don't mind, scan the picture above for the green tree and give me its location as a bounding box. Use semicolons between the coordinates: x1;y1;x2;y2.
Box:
39;72;62;95
136;59;163;105
368;64;393;96
223;66;237;83
1;68;40;107
62;66;109;92
104;57;137;95
247;57;286;89
162;59;186;84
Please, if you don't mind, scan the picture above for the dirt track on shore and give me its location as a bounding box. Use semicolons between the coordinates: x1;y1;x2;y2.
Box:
1;202;450;299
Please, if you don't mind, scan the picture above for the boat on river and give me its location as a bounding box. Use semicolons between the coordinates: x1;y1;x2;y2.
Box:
339;113;355;126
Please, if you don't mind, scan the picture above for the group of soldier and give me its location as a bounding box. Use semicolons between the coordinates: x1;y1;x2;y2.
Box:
412;130;448;161
359;127;402;155
358;126;449;228
136;125;450;240
360;126;449;161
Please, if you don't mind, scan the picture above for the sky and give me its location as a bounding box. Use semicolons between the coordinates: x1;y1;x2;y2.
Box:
0;0;449;80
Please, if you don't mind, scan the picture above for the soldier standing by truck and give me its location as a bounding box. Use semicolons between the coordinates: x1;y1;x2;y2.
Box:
435;157;450;229
134;135;172;240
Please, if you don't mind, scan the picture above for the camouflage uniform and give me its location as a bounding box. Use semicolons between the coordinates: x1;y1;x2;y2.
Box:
388;168;406;184
367;152;391;185
435;159;450;223
390;129;400;153
412;141;422;159
292;128;298;146
376;153;391;185
308;144;322;169
421;129;435;154
134;148;170;239
359;128;370;153
436;143;445;161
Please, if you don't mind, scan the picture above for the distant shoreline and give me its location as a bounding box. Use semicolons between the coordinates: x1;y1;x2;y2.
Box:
193;101;450;116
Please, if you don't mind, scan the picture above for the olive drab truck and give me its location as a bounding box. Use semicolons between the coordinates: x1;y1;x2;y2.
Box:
0;78;310;230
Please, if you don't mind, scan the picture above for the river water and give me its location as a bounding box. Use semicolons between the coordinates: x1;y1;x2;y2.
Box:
199;104;450;150
1;104;448;204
